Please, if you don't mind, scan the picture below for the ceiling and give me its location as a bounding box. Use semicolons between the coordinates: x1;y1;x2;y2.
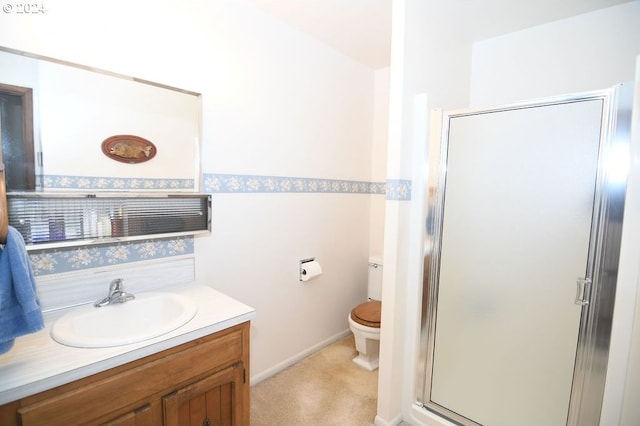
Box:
246;0;635;69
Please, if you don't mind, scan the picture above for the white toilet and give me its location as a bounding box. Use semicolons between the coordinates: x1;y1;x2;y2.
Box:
348;256;383;371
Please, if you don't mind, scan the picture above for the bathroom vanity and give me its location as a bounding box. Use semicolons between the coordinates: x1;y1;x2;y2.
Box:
0;46;255;425
0;283;255;426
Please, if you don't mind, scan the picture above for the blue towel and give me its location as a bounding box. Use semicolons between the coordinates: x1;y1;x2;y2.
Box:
0;226;44;354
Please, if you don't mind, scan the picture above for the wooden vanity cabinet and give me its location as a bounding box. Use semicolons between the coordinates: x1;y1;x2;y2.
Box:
0;322;250;426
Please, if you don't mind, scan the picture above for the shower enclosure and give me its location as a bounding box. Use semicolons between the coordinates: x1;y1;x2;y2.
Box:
416;84;633;426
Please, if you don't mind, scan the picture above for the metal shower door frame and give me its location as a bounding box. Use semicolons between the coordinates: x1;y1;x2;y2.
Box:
415;84;633;426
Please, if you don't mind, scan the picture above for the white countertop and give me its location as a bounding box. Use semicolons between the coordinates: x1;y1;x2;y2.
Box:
0;282;256;405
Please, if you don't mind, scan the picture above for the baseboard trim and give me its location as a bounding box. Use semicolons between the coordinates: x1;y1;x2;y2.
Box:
250;329;351;386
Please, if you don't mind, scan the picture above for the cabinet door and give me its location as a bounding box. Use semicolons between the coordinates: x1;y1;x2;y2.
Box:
163;363;244;426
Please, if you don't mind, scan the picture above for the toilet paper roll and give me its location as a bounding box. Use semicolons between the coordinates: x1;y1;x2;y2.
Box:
301;260;322;282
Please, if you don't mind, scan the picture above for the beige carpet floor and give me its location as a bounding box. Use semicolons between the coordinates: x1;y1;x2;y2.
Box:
250;335;379;426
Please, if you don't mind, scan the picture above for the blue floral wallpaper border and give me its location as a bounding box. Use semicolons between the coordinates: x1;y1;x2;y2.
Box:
385;179;412;201
40;173;412;200
29;236;194;276
202;173;411;201
203;173;384;195
41;174;194;191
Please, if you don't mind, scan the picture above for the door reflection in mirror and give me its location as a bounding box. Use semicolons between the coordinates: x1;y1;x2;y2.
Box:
0;83;35;191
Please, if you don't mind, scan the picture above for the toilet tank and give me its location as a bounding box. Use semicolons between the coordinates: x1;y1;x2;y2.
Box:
368;256;383;301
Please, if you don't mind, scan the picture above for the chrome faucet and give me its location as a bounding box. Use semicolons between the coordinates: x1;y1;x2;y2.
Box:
94;278;135;307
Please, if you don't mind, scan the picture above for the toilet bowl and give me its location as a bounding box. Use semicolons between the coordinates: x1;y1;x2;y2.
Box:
348;300;381;371
348;257;383;371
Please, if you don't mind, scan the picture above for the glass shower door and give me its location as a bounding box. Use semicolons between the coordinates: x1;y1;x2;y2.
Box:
417;86;632;426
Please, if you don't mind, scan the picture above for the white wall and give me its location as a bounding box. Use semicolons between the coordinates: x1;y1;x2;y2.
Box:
378;1;472;424
470;1;640;106
388;2;640;426
370;67;390;257
619;55;640;426
0;0;382;383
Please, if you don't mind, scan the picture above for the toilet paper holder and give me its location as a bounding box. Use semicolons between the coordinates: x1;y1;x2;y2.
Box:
299;257;317;281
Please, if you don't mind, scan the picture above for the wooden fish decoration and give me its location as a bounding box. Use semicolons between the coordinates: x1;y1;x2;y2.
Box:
101;135;157;163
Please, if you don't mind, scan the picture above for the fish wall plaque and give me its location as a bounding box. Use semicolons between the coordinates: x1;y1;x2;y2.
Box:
101;135;157;164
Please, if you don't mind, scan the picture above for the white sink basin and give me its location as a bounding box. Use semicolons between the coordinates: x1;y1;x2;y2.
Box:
51;292;197;348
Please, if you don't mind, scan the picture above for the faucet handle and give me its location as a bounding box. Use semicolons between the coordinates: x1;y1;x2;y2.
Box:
109;278;124;293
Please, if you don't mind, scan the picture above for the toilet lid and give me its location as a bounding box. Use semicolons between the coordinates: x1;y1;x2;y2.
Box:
350;301;381;328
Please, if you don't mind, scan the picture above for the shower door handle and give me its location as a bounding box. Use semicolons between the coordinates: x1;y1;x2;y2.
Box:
575;277;591;306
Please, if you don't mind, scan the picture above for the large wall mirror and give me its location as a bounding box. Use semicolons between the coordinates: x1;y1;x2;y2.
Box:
0;47;201;193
